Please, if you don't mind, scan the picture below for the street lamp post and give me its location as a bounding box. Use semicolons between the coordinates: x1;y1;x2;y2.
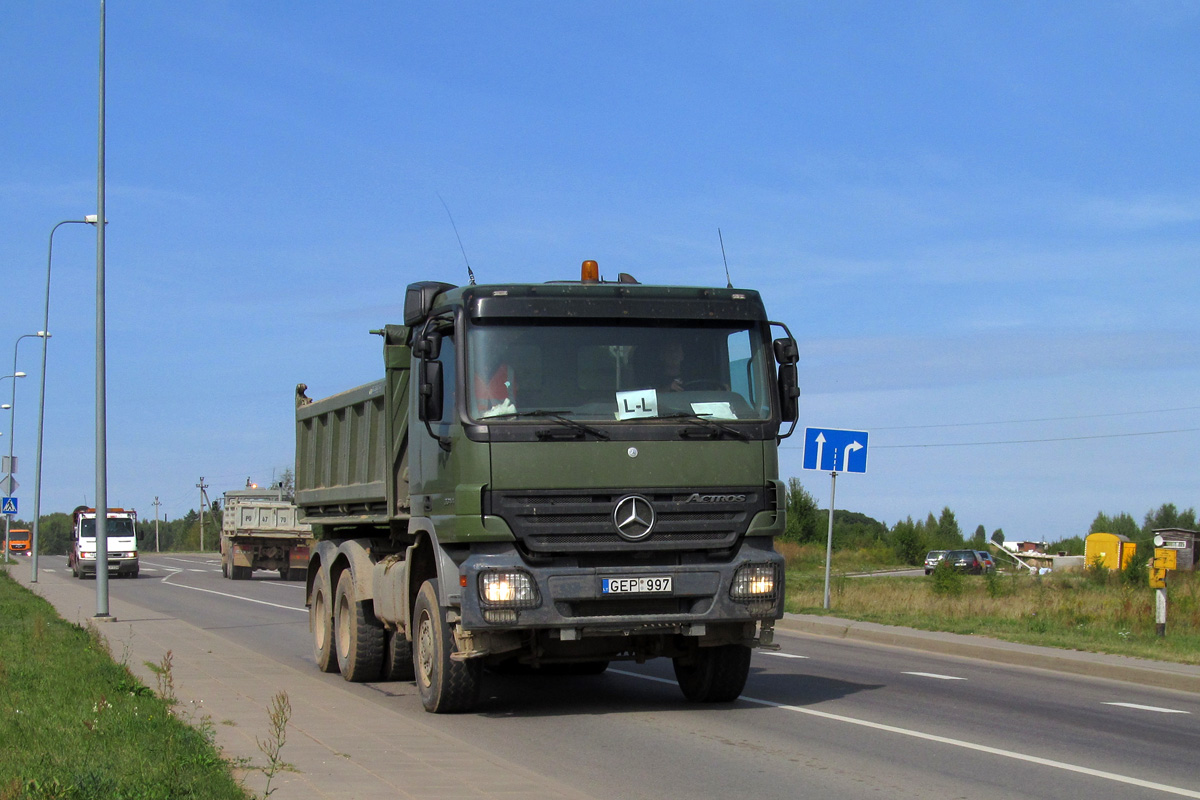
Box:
30;219;96;583
1;370;28;561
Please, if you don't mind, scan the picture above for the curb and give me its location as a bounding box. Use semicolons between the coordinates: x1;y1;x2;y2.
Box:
776;613;1200;694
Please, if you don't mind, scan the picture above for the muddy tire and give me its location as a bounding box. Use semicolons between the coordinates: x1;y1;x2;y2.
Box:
335;570;384;681
673;644;751;703
310;568;339;673
413;579;481;713
383;630;416;682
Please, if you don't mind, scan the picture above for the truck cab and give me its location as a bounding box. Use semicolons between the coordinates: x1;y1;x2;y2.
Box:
8;528;31;557
68;506;140;579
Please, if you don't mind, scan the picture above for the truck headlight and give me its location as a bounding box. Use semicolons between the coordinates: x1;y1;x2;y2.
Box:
731;563;778;602
479;570;540;609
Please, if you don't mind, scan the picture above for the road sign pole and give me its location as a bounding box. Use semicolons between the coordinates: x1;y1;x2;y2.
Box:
823;470;837;610
1155;587;1167;637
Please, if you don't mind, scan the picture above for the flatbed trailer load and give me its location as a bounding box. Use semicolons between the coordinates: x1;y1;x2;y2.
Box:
221;483;314;580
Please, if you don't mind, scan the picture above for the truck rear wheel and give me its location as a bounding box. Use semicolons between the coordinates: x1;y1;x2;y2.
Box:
383;630;415;681
673;643;751;703
334;570;384;681
413;579;481;713
310;569;339;673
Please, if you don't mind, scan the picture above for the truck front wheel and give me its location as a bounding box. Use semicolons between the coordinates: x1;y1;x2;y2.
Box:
673;643;751;703
413;580;481;713
310;570;339;673
334;571;384;681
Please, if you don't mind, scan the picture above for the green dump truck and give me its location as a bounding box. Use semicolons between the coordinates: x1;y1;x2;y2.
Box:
295;262;799;713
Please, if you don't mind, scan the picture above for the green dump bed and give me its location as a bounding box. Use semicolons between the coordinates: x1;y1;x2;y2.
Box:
294;327;413;528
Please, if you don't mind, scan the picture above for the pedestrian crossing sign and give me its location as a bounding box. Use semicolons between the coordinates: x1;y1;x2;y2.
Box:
1;497;16;515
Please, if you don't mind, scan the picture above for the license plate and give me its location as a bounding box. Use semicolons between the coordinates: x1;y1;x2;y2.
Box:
602;576;672;594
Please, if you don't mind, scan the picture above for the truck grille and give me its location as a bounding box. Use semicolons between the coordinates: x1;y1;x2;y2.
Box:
488;488;768;555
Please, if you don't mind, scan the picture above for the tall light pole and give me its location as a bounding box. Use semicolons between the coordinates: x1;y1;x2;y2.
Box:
94;0;112;619
30;219;95;583
5;335;43;560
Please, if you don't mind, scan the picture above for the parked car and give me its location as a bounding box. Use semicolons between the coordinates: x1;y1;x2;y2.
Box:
945;549;987;575
923;550;948;575
975;550;996;573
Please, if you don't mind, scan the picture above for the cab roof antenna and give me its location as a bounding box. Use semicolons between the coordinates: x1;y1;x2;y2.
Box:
718;228;733;288
437;192;476;285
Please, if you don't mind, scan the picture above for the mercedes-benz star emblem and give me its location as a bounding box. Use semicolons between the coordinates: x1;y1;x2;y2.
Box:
613;495;655;541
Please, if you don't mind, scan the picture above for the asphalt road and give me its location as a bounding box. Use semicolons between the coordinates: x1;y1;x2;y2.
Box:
40;554;1200;800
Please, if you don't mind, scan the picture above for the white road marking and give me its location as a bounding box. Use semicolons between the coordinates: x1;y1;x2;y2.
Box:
610;670;1200;798
762;652;809;659
158;569;307;612
903;671;966;681
1104;702;1190;715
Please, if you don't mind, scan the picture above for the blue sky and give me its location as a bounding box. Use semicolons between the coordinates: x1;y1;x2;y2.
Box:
2;2;1197;540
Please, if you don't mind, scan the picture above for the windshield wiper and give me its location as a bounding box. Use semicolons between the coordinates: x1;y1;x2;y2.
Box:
658;412;749;440
486;409;611;440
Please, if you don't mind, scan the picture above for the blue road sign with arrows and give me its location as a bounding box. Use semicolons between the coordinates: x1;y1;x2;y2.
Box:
802;427;869;474
1;497;17;515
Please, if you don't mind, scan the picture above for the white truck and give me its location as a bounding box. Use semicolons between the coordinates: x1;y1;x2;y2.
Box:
68;506;141;579
221;482;314;580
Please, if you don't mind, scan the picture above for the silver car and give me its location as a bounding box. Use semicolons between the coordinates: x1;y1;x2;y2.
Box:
924;550;948;575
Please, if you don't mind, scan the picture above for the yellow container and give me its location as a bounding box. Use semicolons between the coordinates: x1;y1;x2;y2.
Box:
1085;532;1135;570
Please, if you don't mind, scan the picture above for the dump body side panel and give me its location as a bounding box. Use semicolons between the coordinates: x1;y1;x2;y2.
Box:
295;380;391;525
295;326;413;529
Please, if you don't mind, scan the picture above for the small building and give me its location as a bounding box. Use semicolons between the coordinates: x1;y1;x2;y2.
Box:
1153;528;1196;572
1000;540;1049;554
1084;532;1136;571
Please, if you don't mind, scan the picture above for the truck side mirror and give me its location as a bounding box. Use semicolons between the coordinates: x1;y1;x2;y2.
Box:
773;337;798;365
418;359;444;422
777;363;799;422
413;330;442;360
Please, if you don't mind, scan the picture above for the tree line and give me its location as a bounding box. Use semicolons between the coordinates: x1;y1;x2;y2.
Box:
6;503;225;556
781;477;1197;566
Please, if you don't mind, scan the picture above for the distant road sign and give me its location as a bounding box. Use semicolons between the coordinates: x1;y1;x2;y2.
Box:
803;427;869;474
1;497;16;515
0;476;15;495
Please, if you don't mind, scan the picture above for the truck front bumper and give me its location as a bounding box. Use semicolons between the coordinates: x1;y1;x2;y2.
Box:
77;554;139;575
458;537;784;637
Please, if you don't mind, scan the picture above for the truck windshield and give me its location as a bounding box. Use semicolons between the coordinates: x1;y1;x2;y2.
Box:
79;518;135;537
466;320;774;422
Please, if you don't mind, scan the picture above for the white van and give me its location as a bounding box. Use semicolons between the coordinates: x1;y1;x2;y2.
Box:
68;506;140;578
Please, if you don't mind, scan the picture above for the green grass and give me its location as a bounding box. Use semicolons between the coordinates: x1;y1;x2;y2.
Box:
785;556;1200;665
0;568;249;800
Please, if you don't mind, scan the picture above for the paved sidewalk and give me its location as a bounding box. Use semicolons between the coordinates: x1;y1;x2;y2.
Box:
7;563;595;800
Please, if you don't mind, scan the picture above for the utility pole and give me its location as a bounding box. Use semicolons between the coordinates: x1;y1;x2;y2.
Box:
201;484;214;552
152;496;161;553
196;477;208;551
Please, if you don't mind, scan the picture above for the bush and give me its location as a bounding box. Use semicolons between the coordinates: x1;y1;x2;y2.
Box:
1121;545;1151;588
929;560;964;597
